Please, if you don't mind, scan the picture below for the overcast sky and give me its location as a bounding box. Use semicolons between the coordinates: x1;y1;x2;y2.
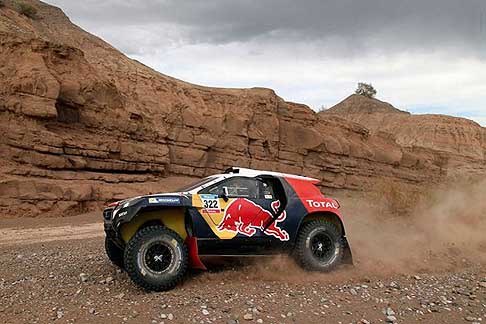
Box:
46;0;486;126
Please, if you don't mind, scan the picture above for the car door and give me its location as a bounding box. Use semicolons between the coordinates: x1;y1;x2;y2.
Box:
193;177;258;239
194;176;285;240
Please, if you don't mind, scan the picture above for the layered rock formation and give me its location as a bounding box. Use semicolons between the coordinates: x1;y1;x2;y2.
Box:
324;95;486;176
0;1;484;217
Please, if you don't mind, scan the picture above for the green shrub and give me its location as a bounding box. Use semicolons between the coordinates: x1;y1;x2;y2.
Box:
17;2;37;19
355;82;377;98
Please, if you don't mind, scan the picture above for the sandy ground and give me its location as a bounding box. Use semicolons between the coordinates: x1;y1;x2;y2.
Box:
0;211;102;247
0;222;103;246
1;179;485;323
0;213;485;324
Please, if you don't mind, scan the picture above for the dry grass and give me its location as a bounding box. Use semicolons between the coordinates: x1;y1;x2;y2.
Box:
366;178;426;218
16;1;37;19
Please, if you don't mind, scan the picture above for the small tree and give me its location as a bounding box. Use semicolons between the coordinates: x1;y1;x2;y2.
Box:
317;105;327;113
355;82;377;98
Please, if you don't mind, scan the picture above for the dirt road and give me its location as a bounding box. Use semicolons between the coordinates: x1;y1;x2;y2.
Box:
0;223;103;246
0;216;485;324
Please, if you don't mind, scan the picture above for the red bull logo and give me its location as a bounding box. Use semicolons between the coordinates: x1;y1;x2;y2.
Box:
217;199;289;241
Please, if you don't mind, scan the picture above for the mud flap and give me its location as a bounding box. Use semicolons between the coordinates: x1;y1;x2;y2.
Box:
185;236;207;270
342;237;353;265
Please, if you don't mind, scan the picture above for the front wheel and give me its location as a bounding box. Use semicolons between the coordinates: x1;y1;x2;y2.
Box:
124;226;188;291
294;219;344;272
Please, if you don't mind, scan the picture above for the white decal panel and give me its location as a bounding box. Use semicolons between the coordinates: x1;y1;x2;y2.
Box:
306;199;339;209
200;194;221;214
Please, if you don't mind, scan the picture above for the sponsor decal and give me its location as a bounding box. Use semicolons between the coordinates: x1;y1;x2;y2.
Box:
217;199;289;241
200;194;221;214
118;210;128;217
306;199;339;209
147;197;181;205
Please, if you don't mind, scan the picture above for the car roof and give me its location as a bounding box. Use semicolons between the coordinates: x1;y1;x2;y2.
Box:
216;167;319;183
142;167;320;196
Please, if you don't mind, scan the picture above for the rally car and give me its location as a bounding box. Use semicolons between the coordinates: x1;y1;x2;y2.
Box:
103;167;352;291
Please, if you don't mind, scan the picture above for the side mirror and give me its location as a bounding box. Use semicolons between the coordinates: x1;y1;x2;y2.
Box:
218;187;229;202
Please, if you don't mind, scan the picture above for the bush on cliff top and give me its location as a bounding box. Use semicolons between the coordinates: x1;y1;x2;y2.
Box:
17;2;38;19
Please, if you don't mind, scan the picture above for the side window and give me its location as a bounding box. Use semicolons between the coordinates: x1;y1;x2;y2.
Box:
199;177;259;199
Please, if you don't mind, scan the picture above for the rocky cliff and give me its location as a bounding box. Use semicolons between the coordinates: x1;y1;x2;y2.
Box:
1;1;484;217
324;95;486;176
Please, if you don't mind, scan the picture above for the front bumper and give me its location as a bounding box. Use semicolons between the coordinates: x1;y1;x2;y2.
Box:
103;207;125;248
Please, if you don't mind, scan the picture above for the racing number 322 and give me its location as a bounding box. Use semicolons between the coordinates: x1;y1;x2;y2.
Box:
203;199;218;209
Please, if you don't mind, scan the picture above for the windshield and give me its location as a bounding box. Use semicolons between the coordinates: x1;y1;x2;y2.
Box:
176;176;217;192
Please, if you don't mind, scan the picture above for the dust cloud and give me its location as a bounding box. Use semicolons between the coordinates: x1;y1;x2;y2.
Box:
347;178;486;274
198;178;486;283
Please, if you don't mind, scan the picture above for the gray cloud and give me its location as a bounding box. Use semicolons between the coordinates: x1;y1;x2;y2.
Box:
48;0;486;56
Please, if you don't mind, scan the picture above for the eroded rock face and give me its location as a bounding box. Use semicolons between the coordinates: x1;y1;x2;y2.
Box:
324;95;486;171
0;1;484;217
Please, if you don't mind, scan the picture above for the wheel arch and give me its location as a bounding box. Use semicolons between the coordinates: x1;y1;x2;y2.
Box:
298;211;345;236
119;207;188;243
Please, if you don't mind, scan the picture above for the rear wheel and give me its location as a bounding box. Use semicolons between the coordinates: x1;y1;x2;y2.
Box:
294;219;344;272
124;226;188;291
105;237;124;269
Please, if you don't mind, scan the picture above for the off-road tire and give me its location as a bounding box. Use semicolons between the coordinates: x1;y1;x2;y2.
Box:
294;219;344;272
105;237;124;269
124;226;188;292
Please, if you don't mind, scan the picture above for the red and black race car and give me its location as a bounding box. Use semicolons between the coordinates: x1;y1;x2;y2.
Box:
103;167;352;291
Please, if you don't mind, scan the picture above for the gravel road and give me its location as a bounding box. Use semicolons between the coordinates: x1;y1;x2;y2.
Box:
0;220;485;324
